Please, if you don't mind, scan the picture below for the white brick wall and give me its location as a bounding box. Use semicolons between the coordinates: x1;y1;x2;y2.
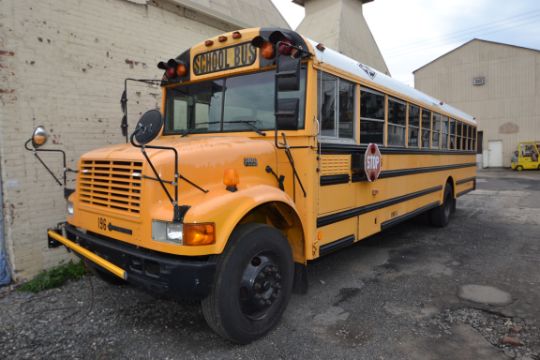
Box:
0;0;245;280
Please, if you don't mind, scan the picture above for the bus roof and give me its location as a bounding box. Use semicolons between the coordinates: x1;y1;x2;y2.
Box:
305;38;477;125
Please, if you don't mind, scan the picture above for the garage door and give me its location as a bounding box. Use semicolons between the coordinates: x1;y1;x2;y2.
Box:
487;140;503;167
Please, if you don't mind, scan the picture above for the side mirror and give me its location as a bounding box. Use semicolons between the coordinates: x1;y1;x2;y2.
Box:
276;98;299;130
31;126;49;148
132;109;163;145
276;56;301;92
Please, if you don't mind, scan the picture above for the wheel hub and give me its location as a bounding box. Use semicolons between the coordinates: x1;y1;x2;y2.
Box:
239;254;282;319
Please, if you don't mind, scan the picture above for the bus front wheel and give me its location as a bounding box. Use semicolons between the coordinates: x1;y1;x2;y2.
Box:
430;185;453;228
201;223;294;344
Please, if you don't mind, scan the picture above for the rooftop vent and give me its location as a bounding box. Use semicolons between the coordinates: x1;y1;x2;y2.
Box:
473;76;486;86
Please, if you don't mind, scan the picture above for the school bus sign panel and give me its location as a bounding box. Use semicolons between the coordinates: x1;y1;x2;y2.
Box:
193;42;257;76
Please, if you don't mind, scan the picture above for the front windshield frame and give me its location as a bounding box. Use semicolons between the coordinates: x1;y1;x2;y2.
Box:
163;67;307;135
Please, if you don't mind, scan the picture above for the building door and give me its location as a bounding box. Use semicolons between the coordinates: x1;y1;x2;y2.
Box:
487;140;503;167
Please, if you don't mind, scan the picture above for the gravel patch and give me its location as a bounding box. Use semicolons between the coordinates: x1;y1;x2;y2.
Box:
431;308;540;360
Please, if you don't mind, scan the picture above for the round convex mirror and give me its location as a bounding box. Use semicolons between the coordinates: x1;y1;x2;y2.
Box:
133;109;163;145
32;126;49;148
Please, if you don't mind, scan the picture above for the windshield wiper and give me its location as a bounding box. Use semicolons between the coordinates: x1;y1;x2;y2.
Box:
179;121;266;137
180;129;191;137
226;120;266;136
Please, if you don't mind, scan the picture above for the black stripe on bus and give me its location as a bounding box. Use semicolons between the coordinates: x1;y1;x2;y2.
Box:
320;174;350;186
456;177;476;185
323;164;476;186
457;188;474;198
319;235;355;257
378;162;477;179
380;202;439;231
320;143;476;156
317;185;443;227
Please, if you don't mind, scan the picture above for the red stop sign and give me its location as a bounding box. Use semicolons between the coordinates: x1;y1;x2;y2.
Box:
364;143;382;182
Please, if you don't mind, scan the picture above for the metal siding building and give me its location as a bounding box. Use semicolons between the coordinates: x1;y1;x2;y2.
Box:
414;39;540;168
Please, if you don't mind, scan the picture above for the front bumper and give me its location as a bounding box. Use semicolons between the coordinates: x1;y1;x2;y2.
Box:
48;224;216;300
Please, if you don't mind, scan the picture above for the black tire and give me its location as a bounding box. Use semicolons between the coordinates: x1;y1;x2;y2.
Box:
430;184;454;228
85;260;126;285
517;165;523;171
201;223;294;344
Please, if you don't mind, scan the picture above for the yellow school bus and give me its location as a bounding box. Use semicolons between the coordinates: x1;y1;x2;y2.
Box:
29;28;477;343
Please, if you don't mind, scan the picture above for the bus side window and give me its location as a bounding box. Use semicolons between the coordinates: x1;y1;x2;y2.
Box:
319;72;337;138
338;79;355;140
408;104;420;147
360;87;385;145
449;118;456;149
463;124;468;150
421;109;431;148
441;116;449;149
318;72;356;141
432;113;441;148
387;97;406;147
457;121;462;150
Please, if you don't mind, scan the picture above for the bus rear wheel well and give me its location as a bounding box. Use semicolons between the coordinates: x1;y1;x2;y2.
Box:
238;202;305;264
446;176;456;212
446;176;455;198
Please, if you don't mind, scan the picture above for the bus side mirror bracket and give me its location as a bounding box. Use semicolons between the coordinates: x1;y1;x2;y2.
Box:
24;126;76;199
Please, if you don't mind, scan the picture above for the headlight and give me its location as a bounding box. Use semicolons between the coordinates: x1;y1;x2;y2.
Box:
67;201;74;216
152;220;183;244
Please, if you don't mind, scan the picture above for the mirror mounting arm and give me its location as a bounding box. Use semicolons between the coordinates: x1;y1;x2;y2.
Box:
130;131;208;223
121;78;161;143
24;138;75;198
279;133;306;199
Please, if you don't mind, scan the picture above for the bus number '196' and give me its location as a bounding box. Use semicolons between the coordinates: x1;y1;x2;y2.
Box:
98;217;107;231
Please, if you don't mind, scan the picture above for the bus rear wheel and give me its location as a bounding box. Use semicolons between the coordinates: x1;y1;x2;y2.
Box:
430;185;453;228
201;223;294;344
517;165;523;171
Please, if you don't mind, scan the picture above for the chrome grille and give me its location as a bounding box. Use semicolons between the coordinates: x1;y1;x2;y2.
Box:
79;160;143;215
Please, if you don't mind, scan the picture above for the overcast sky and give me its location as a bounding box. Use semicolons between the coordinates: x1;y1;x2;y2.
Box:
271;0;540;86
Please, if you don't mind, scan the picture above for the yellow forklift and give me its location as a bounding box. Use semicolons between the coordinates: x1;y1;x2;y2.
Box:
511;141;540;171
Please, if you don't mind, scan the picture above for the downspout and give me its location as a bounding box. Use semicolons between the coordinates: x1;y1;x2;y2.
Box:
0;163;11;286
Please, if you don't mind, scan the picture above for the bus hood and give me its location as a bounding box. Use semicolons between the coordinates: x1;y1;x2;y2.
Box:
80;136;275;163
79;136;278;194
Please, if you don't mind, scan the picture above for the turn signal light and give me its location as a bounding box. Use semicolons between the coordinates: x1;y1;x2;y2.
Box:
158;59;188;79
260;41;275;60
205;39;214;47
232;31;242;39
183;223;215;246
218;35;227;42
223;168;239;192
252;36;275;60
176;63;187;77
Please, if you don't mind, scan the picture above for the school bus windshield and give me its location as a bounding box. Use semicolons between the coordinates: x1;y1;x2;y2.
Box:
164;68;306;135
